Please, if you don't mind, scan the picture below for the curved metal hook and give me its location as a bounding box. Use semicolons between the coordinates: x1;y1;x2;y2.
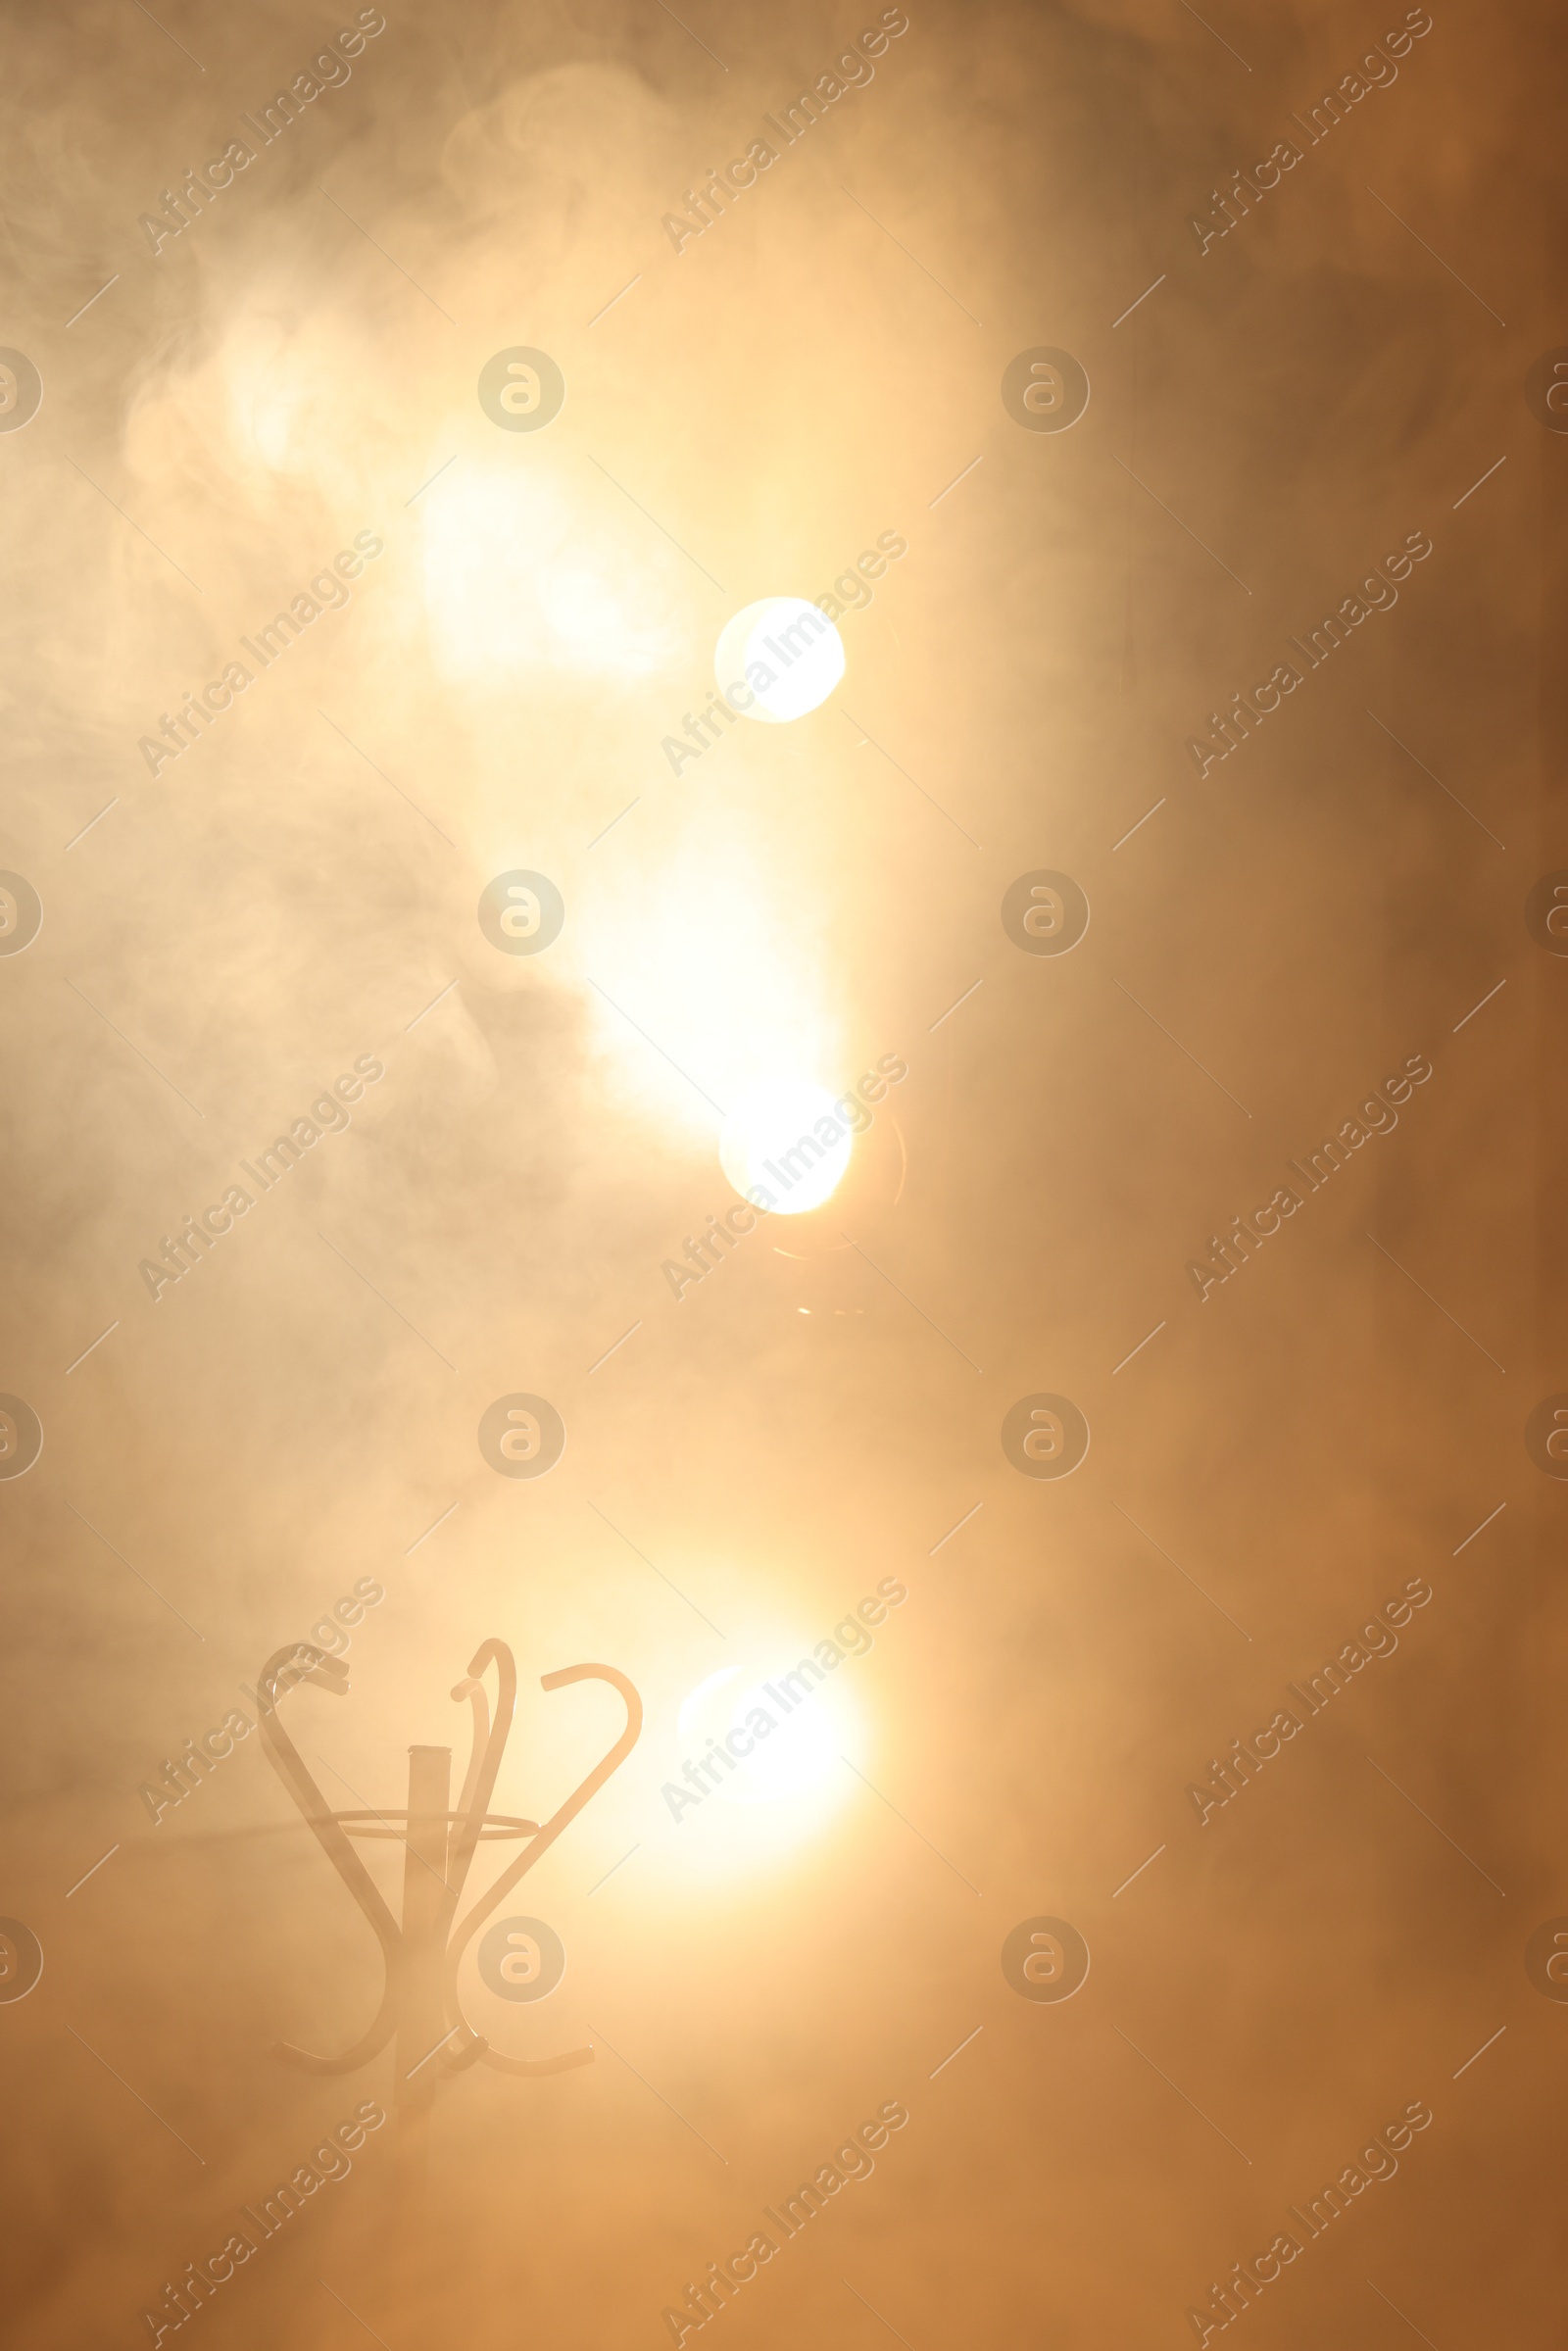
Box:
424;1641;520;2079
440;1641;518;1939
479;2038;596;2079
256;1642;405;2073
443;1664;642;2077
453;1664;642;1955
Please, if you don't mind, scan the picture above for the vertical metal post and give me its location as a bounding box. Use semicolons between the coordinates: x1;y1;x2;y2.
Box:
394;1745;452;2218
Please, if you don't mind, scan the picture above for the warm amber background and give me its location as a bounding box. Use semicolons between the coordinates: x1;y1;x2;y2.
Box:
2;0;1565;2342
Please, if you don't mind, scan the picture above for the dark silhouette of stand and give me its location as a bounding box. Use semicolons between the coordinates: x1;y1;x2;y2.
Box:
256;1638;642;2221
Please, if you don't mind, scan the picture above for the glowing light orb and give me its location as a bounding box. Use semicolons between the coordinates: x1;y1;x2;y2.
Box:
714;597;845;723
668;1637;868;1877
719;1078;853;1214
678;1663;844;1809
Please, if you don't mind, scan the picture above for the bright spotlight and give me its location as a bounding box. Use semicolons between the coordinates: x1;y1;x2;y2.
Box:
714;596;846;723
719;1078;854;1213
677;1664;843;1809
668;1642;865;1876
